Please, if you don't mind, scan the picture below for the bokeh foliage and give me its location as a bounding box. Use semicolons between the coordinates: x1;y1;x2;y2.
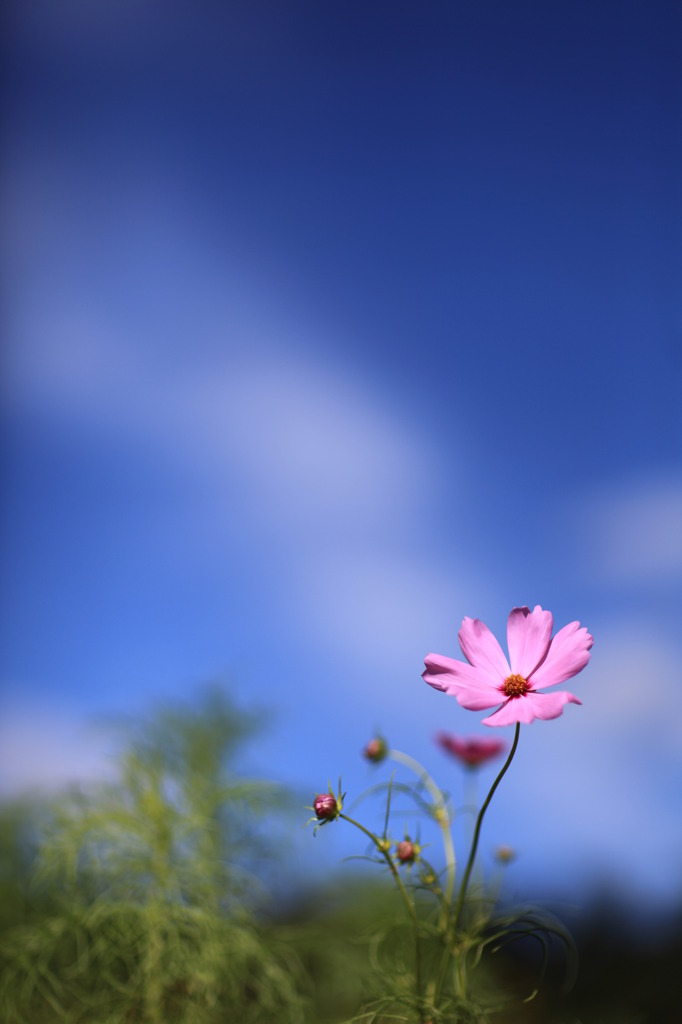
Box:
0;688;305;1024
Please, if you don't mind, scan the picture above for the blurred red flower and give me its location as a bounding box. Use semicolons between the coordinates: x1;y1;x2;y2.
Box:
435;733;507;768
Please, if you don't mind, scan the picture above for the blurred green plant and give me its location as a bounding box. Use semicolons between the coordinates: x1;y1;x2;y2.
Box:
0;687;305;1024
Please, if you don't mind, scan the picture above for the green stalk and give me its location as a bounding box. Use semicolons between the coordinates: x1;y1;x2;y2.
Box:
388;749;456;923
434;723;521;1002
339;813;425;1019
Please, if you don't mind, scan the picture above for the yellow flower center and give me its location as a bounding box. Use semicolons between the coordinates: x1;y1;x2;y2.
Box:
503;673;529;697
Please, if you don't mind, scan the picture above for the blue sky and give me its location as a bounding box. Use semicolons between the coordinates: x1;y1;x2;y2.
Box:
2;0;681;912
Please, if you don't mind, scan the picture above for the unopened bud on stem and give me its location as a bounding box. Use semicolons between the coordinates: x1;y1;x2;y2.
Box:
313;793;338;820
363;736;388;763
396;839;419;864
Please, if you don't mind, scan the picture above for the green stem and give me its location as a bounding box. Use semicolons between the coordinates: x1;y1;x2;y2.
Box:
388;749;456;923
339;813;424;1017
434;723;521;1001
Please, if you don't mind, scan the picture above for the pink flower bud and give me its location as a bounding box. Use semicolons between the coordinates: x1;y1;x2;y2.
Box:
363;736;388;763
313;792;338;820
396;839;417;864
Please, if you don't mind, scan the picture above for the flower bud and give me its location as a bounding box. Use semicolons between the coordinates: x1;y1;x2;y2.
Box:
363;736;388;763
313;792;338;820
396;839;418;864
495;844;516;864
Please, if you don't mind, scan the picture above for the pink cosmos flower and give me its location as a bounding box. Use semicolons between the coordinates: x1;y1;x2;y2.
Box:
436;733;507;767
423;605;593;727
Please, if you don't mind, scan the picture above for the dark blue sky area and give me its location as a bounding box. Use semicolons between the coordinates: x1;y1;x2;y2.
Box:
4;0;680;476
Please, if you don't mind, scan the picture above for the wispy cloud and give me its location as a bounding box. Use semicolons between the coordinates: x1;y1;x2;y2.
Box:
2;307;478;792
8;307;438;543
573;477;682;585
502;620;682;899
0;704;116;797
5;218;479;683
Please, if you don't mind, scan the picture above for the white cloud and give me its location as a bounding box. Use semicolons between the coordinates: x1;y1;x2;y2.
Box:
174;353;434;535
7;300;433;538
5;260;475;688
3;146;441;553
0;706;115;797
574;477;682;585
498;620;682;898
295;547;486;699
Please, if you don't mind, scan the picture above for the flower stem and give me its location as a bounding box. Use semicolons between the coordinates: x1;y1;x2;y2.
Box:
434;723;521;1002
339;812;424;1017
454;723;520;931
388;748;456;923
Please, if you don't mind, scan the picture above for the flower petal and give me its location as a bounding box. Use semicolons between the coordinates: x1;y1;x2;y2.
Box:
458;617;510;681
529;621;594;689
481;696;538;727
526;690;582;719
506;605;553;677
423;654;503;710
482;689;581;727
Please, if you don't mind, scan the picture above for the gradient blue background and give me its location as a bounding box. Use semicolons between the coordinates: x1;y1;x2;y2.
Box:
2;0;681;913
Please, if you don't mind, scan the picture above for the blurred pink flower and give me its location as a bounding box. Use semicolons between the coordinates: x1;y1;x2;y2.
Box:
436;733;507;767
423;605;593;727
